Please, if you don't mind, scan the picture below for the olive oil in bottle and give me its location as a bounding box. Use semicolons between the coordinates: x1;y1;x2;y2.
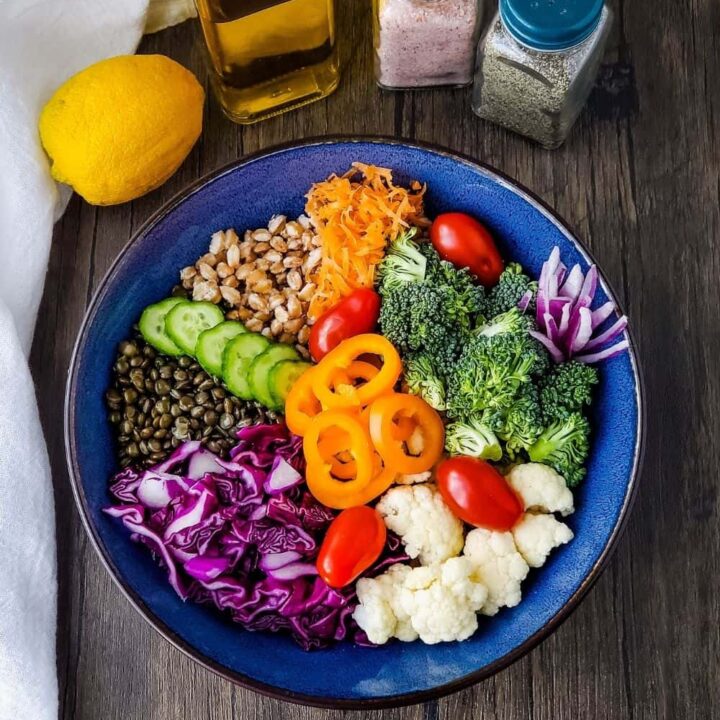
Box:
195;0;339;124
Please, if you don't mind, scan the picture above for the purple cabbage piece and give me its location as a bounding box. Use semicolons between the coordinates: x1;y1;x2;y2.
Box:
534;246;630;364
105;424;406;650
263;456;303;495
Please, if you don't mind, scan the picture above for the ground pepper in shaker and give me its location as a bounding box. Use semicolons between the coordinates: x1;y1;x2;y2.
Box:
373;0;484;89
472;0;612;148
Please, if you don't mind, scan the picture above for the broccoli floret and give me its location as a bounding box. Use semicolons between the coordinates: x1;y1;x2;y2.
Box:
445;417;502;461
486;263;537;318
377;229;426;294
446;331;549;420
539;361;599;424
475;307;534;338
419;243;487;318
404;353;447;410
378;239;484;361
490;388;545;458
379;283;464;369
528;412;590;487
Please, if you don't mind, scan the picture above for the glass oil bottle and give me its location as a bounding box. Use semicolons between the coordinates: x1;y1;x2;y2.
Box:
194;0;339;124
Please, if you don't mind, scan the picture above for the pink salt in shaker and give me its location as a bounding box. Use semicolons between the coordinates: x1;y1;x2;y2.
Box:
372;0;484;89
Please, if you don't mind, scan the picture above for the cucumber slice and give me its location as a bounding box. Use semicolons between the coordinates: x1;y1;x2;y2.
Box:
165;300;224;356
248;345;301;409
138;297;185;356
269;360;312;408
222;333;270;400
196;321;248;377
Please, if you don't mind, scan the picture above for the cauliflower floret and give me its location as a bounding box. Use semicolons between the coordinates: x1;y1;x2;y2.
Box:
507;463;575;517
353;558;488;645
376;483;464;565
399;557;488;644
512;512;574;568
395;471;432;485
463;528;529;616
353;564;416;644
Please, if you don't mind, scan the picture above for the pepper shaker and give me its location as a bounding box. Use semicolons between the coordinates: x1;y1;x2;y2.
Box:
373;0;484;89
472;0;612;148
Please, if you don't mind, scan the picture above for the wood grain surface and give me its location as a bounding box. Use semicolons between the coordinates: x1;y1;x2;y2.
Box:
30;1;720;718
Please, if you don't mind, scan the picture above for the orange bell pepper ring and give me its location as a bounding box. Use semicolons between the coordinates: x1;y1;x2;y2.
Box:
368;393;445;474
317;433;361;480
313;334;402;410
304;410;375;504
360;405;416;441
284;366;321;436
392;414;418;442
306;456;397;510
330;360;380;388
326;360;380;407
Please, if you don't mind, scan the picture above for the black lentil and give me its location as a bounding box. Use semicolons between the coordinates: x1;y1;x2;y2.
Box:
106;333;279;468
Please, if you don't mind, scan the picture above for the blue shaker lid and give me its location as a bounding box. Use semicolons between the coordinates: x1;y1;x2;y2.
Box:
499;0;604;51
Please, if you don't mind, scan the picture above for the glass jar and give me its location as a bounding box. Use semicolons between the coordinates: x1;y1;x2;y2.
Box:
373;0;484;89
194;0;339;124
472;0;612;148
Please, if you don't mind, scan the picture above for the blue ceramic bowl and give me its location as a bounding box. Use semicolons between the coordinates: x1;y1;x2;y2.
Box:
66;139;644;708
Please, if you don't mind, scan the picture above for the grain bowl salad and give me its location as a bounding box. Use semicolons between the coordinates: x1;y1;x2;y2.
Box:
104;163;630;649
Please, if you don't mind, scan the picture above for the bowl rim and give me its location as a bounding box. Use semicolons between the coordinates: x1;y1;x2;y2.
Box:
64;135;646;710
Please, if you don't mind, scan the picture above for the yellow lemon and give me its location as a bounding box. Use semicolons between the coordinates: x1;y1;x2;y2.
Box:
39;55;204;205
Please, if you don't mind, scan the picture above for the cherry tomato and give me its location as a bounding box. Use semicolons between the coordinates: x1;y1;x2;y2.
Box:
430;213;504;286
316;506;387;588
309;289;381;362
436;456;522;531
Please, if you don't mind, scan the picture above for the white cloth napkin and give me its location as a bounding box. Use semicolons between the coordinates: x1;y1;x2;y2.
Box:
0;1;195;718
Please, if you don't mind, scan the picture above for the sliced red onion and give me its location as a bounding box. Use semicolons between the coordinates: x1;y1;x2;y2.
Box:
591;301;615;328
582;315;628;352
263;457;303;495
543;313;560;343
547;267;560;298
536;289;549;323
578;265;598;303
265;561;318;581
547;246;561;277
564;305;585;352
559;264;584;300
575;340;630;364
548;297;571;321
259;551;302;572
558;302;571;336
568;307;593;354
530;329;564;362
538;260;549;294
574;292;593;313
530;247;631;364
517;290;533;312
539;248;561;296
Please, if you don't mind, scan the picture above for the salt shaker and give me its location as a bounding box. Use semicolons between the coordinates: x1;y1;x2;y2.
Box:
472;0;612;148
373;0;484;89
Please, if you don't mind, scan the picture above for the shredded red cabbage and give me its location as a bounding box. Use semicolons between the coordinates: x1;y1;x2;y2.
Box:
534;246;629;363
105;424;406;650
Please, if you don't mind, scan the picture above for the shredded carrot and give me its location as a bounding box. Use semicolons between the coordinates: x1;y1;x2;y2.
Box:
305;162;427;320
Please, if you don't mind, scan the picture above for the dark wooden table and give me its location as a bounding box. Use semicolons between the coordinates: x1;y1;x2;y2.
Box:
32;1;719;718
